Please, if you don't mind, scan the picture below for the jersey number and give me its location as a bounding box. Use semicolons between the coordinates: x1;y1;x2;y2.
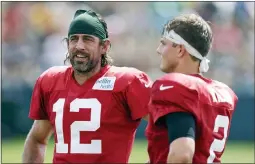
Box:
209;86;233;105
207;115;229;163
53;98;102;154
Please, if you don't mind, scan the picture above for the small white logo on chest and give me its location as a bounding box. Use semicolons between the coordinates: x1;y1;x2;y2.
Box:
92;77;116;90
159;84;174;91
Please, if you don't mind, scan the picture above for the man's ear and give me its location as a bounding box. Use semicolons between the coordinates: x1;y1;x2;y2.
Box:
101;39;111;54
177;45;186;58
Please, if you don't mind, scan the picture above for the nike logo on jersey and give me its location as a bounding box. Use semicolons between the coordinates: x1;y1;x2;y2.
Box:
93;77;116;90
159;84;174;91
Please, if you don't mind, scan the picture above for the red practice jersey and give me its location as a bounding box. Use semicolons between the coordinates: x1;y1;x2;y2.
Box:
146;73;238;163
29;65;152;163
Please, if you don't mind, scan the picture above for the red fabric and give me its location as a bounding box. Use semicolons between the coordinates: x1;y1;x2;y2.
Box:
146;73;238;163
29;65;152;163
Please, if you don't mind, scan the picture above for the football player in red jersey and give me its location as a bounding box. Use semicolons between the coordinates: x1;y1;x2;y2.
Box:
146;14;238;163
22;10;152;163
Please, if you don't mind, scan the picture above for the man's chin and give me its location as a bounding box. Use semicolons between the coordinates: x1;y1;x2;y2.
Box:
73;64;91;74
160;65;167;73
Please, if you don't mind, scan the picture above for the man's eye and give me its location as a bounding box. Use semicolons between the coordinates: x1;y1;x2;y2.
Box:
70;37;77;41
84;37;94;42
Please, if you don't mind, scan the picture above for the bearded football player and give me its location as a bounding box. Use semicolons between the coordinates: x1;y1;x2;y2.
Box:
22;9;152;163
146;14;238;163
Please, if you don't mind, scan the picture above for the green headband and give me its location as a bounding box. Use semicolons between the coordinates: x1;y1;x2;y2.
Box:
68;10;107;40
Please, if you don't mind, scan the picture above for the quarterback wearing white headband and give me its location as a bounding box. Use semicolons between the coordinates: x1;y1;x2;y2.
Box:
163;30;210;73
146;13;238;164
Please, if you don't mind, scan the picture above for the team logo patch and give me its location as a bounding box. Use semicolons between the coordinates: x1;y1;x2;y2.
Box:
92;77;116;90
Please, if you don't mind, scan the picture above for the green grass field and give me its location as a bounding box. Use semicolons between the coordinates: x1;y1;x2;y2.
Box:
2;138;254;163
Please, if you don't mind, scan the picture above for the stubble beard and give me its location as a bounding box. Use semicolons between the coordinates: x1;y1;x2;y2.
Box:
69;54;100;75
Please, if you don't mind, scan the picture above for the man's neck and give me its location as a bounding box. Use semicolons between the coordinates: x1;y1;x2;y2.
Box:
173;65;199;75
74;64;101;85
173;60;200;75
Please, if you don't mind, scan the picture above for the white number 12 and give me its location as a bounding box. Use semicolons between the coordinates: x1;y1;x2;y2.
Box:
207;115;229;163
53;98;102;154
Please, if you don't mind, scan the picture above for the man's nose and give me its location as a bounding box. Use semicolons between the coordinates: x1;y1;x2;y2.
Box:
156;46;161;55
76;38;85;50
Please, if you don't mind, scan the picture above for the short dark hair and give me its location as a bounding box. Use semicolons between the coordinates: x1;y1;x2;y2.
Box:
64;10;113;67
162;13;213;60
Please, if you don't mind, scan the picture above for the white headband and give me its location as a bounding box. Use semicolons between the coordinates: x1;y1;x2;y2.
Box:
163;30;210;73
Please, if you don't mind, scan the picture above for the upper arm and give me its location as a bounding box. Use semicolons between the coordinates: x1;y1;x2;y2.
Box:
126;72;152;120
168;137;195;163
165;111;196;162
165;112;196;143
29;76;49;120
28;120;53;144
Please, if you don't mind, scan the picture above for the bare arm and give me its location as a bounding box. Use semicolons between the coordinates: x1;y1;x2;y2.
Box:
167;137;195;163
143;114;149;121
22;120;53;163
165;112;196;163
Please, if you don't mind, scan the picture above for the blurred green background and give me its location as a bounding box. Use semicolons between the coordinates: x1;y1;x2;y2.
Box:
2;1;254;163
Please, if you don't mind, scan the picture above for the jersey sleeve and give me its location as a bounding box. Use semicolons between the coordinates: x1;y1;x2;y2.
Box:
149;79;200;125
165;112;196;143
28;74;49;120
126;72;152;120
